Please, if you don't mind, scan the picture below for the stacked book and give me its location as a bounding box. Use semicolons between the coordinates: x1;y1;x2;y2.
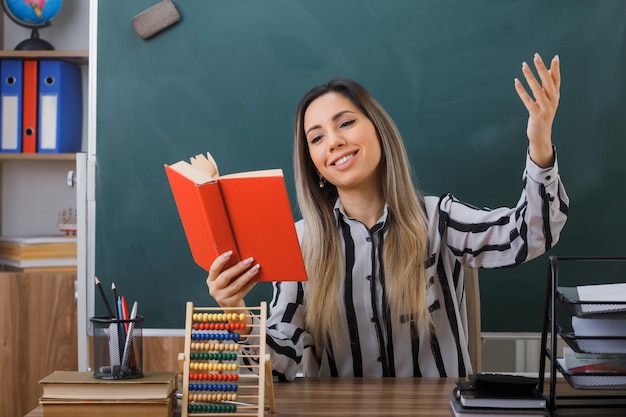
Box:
571;315;626;354
556;282;626;389
574;282;626;315
449;373;548;416
0;235;77;272
561;347;626;373
570;282;626;353
39;371;178;417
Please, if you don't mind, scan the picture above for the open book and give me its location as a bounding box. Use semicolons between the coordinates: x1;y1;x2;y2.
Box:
164;152;307;282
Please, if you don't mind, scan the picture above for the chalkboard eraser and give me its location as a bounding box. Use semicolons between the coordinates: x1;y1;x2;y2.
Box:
131;0;181;40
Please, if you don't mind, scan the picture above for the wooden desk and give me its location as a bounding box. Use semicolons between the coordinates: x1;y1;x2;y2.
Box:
271;377;453;416
24;377;626;416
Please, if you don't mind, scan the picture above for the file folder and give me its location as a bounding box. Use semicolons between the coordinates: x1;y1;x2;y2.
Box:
1;60;23;153
38;60;83;153
22;60;38;153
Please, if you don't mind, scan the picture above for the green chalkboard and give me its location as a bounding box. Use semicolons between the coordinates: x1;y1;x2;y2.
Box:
96;0;626;331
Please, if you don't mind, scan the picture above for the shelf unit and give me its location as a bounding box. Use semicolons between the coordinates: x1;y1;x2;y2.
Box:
0;50;87;237
539;256;626;416
1;5;90;415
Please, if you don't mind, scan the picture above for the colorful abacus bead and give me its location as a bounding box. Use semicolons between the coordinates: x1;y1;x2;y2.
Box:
188;403;237;413
188;392;238;402
191;332;241;341
188;383;238;392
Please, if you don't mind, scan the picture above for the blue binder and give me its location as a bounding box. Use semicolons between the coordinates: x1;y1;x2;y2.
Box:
38;60;83;153
0;60;24;153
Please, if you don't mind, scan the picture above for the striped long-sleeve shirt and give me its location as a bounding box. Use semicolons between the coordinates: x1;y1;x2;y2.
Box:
241;150;569;380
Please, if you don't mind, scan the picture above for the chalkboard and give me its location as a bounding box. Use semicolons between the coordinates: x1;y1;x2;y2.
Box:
96;0;626;331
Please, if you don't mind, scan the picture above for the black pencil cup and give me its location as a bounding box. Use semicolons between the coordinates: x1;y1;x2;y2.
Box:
90;316;145;379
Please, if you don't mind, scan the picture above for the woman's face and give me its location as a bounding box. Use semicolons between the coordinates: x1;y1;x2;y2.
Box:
303;92;382;194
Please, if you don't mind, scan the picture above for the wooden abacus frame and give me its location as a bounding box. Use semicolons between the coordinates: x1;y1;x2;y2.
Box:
181;302;275;416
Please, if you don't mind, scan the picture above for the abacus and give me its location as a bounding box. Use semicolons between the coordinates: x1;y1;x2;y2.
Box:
181;302;275;417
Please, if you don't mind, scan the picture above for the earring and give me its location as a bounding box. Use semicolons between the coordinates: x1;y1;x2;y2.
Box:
319;176;326;188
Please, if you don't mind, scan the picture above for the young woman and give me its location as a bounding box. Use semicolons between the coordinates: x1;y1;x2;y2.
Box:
207;53;568;380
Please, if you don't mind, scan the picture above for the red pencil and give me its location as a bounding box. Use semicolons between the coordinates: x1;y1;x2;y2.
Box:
120;295;130;333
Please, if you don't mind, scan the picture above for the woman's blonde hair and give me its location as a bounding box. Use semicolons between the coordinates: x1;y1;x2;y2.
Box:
293;78;431;352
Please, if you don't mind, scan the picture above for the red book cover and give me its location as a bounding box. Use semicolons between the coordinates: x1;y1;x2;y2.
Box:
164;153;307;282
22;59;38;153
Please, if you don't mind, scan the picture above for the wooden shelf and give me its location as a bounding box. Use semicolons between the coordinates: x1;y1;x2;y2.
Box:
0;50;88;65
0;153;77;161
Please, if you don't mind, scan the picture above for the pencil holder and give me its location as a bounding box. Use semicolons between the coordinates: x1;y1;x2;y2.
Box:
90;316;145;379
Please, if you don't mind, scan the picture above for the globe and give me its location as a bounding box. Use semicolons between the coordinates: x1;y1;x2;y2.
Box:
1;0;63;50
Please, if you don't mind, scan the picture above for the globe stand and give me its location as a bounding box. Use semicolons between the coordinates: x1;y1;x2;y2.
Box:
1;0;58;51
14;28;55;51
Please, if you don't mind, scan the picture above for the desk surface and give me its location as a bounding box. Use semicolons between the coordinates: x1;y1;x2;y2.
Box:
25;377;626;416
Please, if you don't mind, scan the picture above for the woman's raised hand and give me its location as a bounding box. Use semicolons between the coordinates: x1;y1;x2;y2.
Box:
514;53;561;168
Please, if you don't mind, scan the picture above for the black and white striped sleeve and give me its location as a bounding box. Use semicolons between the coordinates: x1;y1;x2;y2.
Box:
435;148;569;269
239;281;312;381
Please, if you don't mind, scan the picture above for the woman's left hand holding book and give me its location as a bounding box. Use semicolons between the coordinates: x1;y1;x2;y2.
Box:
205;250;259;336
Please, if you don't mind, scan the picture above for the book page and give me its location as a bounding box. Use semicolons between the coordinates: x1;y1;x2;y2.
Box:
183;151;282;180
190;152;219;179
221;169;283;179
168;160;216;185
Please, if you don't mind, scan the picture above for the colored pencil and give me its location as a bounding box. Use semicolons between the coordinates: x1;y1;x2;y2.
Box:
94;277;115;318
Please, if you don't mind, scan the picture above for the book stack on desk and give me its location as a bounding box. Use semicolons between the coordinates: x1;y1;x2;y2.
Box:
38;371;178;417
449;374;548;416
